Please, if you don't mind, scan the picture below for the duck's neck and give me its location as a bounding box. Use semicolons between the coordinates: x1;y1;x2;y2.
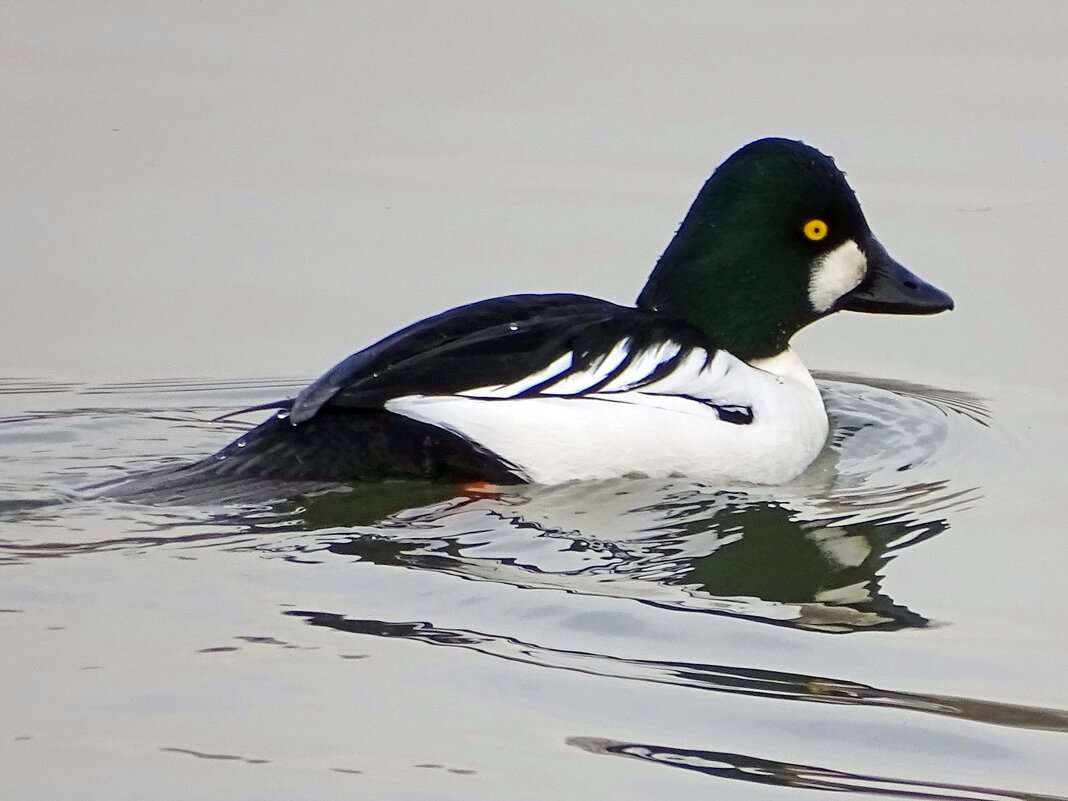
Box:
635;167;819;361
748;348;820;397
636;243;815;363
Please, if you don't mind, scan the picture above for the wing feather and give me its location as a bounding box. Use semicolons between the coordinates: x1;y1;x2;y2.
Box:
281;292;739;434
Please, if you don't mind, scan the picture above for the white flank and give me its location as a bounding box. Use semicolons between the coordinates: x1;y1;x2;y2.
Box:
808;239;866;313
385;346;829;485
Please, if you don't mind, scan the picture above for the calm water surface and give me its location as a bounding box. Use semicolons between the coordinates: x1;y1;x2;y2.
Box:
4;3;1068;799
2;370;1067;800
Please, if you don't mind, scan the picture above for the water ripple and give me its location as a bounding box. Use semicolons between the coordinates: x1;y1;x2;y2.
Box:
567;736;1066;801
285;611;1068;736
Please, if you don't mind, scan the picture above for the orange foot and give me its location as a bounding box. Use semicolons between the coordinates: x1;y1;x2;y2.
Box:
461;481;501;498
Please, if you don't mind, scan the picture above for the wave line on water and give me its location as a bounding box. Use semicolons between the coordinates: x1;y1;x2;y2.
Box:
567;736;1066;801
283;610;1068;736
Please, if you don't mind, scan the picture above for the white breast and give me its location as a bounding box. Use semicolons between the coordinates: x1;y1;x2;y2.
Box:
385;347;829;485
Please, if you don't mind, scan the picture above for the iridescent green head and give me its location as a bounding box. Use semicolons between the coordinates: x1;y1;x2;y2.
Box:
637;138;952;361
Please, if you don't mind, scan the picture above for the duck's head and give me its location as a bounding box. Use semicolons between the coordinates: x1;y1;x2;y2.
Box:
637;138;953;361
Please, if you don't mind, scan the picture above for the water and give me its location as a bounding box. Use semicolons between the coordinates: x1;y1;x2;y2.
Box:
3;372;1066;799
4;3;1068;799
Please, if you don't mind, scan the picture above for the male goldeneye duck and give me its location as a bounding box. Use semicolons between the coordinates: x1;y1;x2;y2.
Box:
200;138;953;486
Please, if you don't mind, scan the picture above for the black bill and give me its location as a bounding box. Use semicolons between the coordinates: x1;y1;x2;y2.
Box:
840;237;954;315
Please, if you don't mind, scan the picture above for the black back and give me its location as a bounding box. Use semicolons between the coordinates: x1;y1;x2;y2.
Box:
290;293;710;421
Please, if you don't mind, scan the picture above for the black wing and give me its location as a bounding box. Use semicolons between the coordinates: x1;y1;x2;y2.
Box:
106;295;727;495
288;293;714;424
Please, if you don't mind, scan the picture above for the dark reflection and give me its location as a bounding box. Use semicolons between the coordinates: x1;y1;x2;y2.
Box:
285;611;1068;735
667;502;936;630
159;746;270;765
313;487;946;632
567;736;1066;801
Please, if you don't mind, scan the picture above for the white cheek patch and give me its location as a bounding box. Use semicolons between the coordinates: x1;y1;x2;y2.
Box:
808;239;867;313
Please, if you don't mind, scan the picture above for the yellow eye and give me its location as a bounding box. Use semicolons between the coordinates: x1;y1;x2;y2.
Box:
803;219;828;241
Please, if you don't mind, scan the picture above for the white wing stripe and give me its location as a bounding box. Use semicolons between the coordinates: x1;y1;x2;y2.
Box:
636;347;725;396
454;341;745;408
458;351;574;399
597;340;684;392
540;338;632;395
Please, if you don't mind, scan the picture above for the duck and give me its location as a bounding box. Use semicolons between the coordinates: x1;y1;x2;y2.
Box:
188;137;954;488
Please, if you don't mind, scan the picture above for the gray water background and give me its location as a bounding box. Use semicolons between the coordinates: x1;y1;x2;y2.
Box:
3;3;1068;799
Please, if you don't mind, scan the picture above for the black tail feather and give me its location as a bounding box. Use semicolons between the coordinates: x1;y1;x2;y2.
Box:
210;398;294;423
97;408;522;503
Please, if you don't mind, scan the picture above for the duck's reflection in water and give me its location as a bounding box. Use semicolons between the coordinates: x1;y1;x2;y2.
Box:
566;736;1066;801
283;472;955;633
232;376;988;634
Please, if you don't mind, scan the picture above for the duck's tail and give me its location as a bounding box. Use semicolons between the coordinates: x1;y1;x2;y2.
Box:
93;407;521;504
